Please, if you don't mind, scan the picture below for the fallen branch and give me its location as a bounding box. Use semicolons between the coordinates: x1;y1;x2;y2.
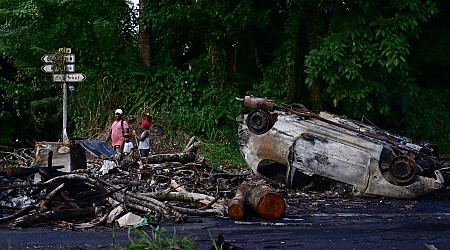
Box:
39;183;66;212
43;174;105;191
10;207;96;228
0;205;37;224
144;152;196;164
171;205;224;216
183;136;196;152
59;191;82;210
154;191;222;209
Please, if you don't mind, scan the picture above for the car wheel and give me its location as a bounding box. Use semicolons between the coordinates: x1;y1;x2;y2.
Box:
388;155;417;185
246;110;274;135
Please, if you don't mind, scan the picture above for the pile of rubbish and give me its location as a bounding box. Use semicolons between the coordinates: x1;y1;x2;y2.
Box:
0;139;251;228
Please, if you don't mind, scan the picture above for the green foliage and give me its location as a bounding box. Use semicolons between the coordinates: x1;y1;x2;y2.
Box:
0;0;138;143
302;0;447;147
401;89;450;154
1;0;450;160
130;64;242;143
305;0;437;115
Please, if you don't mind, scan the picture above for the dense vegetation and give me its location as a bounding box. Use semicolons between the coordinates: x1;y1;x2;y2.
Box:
1;0;449;165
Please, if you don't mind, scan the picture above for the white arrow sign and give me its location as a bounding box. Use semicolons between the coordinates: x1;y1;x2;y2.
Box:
41;54;76;63
53;73;86;82
41;64;75;73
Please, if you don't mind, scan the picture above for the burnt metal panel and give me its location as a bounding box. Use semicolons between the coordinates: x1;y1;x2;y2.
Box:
34;141;86;172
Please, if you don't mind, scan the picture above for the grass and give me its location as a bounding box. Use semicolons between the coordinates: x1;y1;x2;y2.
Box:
156;119;248;170
199;141;247;170
114;226;196;250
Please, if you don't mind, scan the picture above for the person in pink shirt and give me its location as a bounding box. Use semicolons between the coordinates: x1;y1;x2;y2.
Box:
105;108;129;160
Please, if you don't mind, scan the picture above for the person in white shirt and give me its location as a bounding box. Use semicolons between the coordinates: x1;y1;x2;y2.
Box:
122;133;134;158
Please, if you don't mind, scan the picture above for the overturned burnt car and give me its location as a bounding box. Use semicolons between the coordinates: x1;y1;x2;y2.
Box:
237;96;450;199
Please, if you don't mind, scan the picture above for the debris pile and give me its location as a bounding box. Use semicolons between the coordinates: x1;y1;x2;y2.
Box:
0;141;253;228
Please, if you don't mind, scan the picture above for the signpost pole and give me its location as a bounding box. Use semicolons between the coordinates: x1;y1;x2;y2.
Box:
41;47;85;143
60;47;69;142
62;80;68;142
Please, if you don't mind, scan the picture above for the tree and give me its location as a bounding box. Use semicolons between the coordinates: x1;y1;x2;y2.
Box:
304;0;437;114
0;0;139;145
1;0;449;154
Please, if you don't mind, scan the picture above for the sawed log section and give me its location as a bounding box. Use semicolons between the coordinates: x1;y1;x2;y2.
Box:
228;180;285;220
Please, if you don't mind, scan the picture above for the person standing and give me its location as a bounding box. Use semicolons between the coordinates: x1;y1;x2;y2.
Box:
105;108;129;160
133;119;151;158
122;133;135;161
122;133;134;155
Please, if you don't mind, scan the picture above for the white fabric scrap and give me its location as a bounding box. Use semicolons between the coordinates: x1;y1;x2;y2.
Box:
100;160;117;175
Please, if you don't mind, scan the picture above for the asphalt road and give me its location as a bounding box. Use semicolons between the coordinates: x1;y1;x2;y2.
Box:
1;194;450;249
165;194;450;249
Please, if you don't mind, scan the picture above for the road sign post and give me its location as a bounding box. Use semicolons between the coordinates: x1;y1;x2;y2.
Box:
41;64;75;73
52;73;86;82
41;54;75;64
41;48;85;142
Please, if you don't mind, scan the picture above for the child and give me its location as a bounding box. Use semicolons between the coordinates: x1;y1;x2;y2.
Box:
122;133;134;159
133;119;151;158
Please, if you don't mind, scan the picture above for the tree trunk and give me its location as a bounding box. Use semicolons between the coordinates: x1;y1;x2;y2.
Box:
285;6;300;103
303;3;327;108
139;0;151;66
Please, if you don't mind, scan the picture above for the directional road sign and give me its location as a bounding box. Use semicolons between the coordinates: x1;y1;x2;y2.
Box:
53;73;86;82
41;64;75;73
41;54;76;63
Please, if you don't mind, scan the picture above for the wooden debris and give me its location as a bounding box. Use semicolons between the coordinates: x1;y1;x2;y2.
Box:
11;207;96;228
228;180;286;220
0;205;37;224
212;234;245;250
247;181;286;220
0;141;251;228
227;181;248;220
38;183;66;212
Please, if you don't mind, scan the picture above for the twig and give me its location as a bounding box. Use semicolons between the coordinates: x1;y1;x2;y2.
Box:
183;136;196;152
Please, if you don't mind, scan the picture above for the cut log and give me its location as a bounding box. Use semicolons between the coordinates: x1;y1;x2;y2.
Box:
227;181;249;220
246;181;285;220
227;180;285;220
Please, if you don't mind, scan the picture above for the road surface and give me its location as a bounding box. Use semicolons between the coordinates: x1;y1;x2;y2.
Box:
1;193;450;249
